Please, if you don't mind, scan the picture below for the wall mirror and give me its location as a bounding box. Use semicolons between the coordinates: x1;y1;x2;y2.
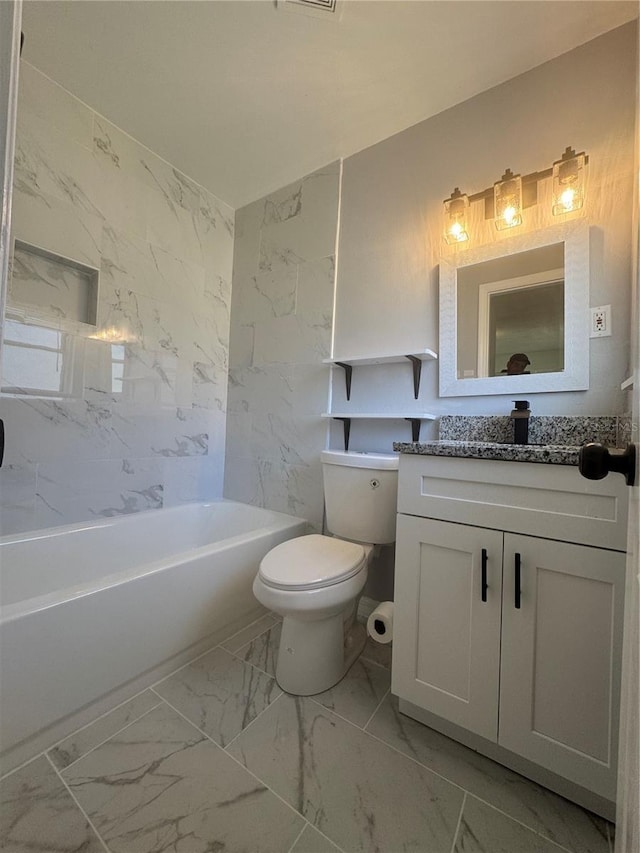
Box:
439;223;590;397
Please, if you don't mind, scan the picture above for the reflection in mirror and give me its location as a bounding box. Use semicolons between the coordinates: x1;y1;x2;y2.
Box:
439;224;590;397
456;244;565;379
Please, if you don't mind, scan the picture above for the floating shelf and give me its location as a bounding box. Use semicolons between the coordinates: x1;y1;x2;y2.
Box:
324;349;438;400
322;412;436;451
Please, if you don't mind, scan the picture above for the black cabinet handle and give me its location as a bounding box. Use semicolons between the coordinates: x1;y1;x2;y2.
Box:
0;419;4;468
514;553;522;609
578;442;636;487
481;548;488;602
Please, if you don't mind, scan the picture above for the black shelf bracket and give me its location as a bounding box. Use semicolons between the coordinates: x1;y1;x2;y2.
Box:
335;362;353;401
334;417;352;451
405;355;422;399
405;418;422;443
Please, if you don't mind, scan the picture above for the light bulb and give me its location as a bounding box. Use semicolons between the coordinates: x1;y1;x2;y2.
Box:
443;189;469;245
494;170;523;230
552;148;586;216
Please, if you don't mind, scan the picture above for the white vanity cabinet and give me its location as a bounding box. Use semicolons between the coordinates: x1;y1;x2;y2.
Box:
392;454;628;809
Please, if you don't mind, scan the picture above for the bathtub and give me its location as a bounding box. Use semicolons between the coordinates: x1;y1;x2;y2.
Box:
0;500;308;768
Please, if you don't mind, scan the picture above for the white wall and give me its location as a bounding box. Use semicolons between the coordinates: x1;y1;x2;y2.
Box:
0;63;234;534
332;23;637;450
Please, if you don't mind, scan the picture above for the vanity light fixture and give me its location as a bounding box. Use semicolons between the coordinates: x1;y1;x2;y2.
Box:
552;147;586;215
493;169;523;231
443;187;470;245
442;146;588;244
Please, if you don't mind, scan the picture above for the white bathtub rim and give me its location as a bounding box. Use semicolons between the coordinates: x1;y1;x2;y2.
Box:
0;498;302;546
0;501;308;623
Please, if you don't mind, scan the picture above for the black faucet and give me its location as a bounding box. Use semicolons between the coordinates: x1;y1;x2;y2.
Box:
510;400;530;445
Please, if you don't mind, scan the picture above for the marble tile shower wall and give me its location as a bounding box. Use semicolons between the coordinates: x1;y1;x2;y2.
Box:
224;163;340;531
0;63;235;534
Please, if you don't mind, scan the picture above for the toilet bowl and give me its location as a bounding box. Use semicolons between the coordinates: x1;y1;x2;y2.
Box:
253;450;399;696
253;534;372;695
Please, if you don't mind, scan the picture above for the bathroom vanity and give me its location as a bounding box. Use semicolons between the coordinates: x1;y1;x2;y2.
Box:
391;442;628;818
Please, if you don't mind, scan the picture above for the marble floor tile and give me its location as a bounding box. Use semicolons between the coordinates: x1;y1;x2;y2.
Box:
366;694;611;853
234;620;282;676
360;636;392;670
228;694;464;853
0;755;105;853
49;690;161;770
453;795;567;853
290;823;343;853
153;645;281;746
63;702;304;853
221;613;277;653
311;657;391;728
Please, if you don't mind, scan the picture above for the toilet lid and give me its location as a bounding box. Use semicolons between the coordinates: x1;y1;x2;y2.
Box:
259;534;366;591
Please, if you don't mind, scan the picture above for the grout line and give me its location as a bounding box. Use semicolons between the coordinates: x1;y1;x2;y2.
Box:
0;687;164;780
0;749;51;783
51;700;164;774
0;614;271;783
219;612;277;651
286;822;307;853
152;693;309;829
308;823;347;853
362;687;390;731
45;752;112;853
449;791;467;853
358;653;392;673
154;680;600;853
306;695;372;731
359;721;576;852
150;613;273;689
224;624;280;676
460;793;577;853
218;684;284;752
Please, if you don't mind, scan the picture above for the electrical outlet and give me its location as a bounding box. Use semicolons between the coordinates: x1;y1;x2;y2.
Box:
590;304;612;338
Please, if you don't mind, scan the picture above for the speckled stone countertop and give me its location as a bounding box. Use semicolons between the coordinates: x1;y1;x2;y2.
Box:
393;440;581;465
393;414;630;466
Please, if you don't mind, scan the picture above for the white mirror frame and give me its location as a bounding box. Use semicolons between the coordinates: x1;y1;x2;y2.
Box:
439;222;590;397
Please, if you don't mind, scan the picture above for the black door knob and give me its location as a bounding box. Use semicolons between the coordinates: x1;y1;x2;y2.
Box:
578;442;636;487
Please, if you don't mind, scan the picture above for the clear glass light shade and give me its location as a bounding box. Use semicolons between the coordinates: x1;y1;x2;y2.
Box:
443;190;469;244
494;170;523;230
552;149;586;215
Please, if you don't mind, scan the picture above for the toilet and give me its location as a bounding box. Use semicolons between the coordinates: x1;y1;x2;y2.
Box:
252;450;399;695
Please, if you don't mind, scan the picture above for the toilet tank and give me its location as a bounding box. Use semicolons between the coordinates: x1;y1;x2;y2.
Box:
321;450;399;545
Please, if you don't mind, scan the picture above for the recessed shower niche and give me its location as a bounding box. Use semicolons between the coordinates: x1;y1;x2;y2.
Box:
9;241;99;326
2;241;100;398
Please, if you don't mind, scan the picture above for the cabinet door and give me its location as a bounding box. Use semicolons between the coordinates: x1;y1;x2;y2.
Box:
500;534;625;801
392;515;503;741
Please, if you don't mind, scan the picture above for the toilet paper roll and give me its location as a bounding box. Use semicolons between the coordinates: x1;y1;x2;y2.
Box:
366;601;394;645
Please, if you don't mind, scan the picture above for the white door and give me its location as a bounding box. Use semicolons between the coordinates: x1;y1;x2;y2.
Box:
392;514;503;741
0;0;21;372
500;533;626;801
615;54;640;844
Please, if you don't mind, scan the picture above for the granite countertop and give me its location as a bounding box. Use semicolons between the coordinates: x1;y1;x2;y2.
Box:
393;440;581;465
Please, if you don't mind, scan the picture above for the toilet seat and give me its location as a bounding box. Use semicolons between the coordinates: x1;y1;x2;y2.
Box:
258;534;366;591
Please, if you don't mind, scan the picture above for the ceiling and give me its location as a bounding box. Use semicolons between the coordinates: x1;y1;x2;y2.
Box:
21;0;638;210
